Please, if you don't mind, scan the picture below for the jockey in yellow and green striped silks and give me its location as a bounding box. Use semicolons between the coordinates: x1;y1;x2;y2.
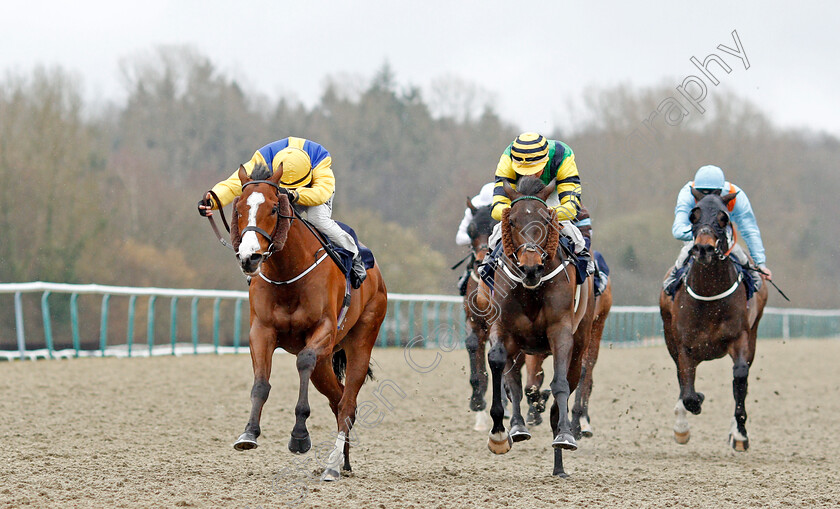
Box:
491;132;582;222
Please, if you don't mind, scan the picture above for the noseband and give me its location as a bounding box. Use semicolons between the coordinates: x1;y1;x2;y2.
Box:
239;180;295;261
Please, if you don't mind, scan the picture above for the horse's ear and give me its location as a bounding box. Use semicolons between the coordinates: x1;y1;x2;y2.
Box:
238;165;249;185
503;181;521;201
690;186;704;202
269;162;283;184
689;207;701;225
537;181;557;202
721;191;737;205
466;197;477;214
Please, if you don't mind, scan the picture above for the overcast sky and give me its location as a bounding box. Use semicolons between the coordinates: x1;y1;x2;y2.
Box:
2;1;838;137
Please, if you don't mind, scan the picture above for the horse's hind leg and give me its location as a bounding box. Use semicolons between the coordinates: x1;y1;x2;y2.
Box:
466;330;490;431
572;330;601;439
234;324;275;451
729;331;754;452
525;353;549;426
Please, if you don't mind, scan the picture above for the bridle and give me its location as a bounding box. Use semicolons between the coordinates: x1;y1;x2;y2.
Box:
685;210;741;301
506;196;554;265
501;195;570;289
238;180;295;262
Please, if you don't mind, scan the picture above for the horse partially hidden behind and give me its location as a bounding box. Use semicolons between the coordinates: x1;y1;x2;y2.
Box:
524;263;613;438
461;201;499;431
485;177;595;477
659;189;767;450
230;163;388;481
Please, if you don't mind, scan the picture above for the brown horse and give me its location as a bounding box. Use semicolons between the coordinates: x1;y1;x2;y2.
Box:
462;201;499;431
230;163;387;481
659;189;767;450
524;268;612;437
485;177;595;477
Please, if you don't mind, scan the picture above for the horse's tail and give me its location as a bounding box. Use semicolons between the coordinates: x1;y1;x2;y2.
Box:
332;349;374;383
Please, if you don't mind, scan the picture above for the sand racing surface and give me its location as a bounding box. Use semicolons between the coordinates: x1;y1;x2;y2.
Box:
2;338;839;508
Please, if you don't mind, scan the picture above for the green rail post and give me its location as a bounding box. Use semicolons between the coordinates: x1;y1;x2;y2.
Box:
99;294;111;357
14;291;25;360
147;296;157;356
70;293;80;358
127;295;137;358
421;301;429;346
408;302;416;347
432;301;442;340
213;298;221;354
41;291;54;359
393;300;401;348
170;297;179;355
191;297;199;355
233;298;243;354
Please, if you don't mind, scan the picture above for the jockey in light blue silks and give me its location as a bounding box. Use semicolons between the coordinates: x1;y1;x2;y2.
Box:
663;165;773;294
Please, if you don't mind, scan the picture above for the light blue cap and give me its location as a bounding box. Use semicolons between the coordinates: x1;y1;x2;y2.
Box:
693;165;725;190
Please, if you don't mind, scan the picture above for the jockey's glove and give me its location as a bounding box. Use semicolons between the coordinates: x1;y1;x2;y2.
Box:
289;190;300;203
197;196;213;216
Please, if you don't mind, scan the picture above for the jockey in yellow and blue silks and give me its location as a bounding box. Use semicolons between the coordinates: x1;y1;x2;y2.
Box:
663;165;772;294
198;137;367;288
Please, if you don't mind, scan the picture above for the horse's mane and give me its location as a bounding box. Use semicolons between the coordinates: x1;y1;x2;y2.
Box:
250;163;272;180
516;176;545;196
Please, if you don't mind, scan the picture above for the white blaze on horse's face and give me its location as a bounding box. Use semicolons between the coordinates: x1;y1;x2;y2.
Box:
238;192;266;260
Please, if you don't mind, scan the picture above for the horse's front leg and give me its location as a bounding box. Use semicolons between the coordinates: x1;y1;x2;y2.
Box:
548;321;577;451
729;331;753;452
673;346;702;444
504;341;530;442
234;322;275;450
290;324;336;455
487;328;511;454
466;328;491;431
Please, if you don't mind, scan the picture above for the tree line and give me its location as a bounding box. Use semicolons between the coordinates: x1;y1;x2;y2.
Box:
1;46;837;329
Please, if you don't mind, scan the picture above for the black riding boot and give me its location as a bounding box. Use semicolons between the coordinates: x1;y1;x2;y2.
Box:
457;269;470;296
351;253;367;289
663;266;679;296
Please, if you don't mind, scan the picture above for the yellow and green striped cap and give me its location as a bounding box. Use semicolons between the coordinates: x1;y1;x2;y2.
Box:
510;132;549;175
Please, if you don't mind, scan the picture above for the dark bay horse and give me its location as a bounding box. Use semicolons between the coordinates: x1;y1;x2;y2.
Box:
485;177;595;477
230;163;387;481
524;269;612;438
659;189;767;451
462;201;499;431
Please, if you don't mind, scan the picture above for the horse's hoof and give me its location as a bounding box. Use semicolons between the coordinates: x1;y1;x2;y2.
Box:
510;423;531;442
730;436;749;452
473;410;491;432
233;433;258;451
488;430;512;454
526;409;543;427
553;471;570;479
320;468;341;482
288;433;311;454
553;432;578;451
674;430;691;444
580;416;593;438
469;397;487;413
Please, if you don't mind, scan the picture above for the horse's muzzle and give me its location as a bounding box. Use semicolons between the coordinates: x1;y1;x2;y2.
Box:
521;263;545;287
240;253;264;275
692;244;716;265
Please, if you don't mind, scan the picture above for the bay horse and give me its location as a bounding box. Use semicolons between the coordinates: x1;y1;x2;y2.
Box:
659;189;767;451
230;163;387;481
485;177;595;477
524;265;613;438
462;201;499;431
